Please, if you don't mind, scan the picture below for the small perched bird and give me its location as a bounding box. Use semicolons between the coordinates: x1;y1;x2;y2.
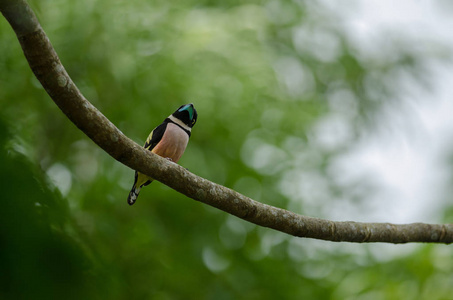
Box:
127;103;198;205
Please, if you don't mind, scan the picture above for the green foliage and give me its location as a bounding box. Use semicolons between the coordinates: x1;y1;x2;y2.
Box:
1;0;453;299
0;119;104;299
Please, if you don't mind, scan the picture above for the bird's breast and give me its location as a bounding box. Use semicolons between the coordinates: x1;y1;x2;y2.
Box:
151;123;189;163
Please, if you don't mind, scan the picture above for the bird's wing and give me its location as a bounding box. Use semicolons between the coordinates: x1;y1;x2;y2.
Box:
144;122;167;151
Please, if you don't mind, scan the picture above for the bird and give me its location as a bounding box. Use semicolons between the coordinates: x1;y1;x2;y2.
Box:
127;103;198;205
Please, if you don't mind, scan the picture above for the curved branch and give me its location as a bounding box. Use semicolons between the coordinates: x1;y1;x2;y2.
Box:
1;0;452;244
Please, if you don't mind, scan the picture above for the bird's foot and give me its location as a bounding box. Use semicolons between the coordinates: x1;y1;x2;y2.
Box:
165;157;173;162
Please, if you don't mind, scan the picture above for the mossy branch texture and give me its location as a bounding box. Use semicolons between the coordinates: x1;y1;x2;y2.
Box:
1;0;452;244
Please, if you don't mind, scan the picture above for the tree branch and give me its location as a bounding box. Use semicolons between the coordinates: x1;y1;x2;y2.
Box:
1;0;452;244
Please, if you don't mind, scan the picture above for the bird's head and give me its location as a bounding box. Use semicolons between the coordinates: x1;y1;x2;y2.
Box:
172;103;197;128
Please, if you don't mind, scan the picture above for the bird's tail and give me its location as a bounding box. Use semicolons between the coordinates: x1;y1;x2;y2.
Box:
127;171;153;205
127;185;141;205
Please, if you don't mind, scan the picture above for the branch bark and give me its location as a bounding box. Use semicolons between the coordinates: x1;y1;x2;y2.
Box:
1;0;452;244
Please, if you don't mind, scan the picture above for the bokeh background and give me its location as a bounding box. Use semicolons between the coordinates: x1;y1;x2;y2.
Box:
1;0;453;299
